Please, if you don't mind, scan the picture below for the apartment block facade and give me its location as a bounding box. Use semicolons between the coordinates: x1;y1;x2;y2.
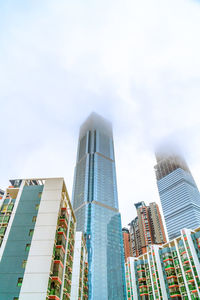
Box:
0;178;88;300
129;202;166;257
71;232;88;300
155;152;200;240
129;217;142;257
122;228;132;262
125;227;200;300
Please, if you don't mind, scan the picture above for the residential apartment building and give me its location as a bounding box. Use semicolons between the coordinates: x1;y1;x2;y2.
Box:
122;228;132;262
72;112;126;300
149;202;166;245
0;178;88;300
125;227;200;300
129;217;143;257
155;151;200;240
71;232;88;300
129;202;166;256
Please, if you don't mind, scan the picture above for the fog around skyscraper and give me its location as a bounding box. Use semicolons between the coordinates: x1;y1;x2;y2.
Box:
0;0;200;228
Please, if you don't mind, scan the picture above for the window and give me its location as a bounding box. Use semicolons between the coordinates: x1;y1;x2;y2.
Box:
0;227;6;235
35;204;39;210
17;278;23;286
29;229;34;237
32;216;36;222
22;260;27;268
25;244;30;251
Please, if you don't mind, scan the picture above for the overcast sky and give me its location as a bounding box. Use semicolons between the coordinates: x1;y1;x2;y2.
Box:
0;0;200;228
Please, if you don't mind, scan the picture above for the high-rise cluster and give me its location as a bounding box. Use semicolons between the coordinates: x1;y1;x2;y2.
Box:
1;113;200;300
125;149;200;299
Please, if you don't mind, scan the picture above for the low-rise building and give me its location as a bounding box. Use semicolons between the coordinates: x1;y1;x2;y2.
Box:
125;227;200;300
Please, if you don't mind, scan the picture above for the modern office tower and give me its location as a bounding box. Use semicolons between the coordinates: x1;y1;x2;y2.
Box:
71;232;88;300
155;151;200;240
125;226;200;300
122;228;132;262
72;113;127;300
0;178;88;300
129;202;166;257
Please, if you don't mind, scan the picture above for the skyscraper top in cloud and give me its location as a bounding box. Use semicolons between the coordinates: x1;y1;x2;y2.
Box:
155;149;200;240
79;112;113;139
155;149;191;180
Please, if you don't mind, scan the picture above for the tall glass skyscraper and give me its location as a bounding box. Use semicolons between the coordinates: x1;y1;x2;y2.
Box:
72;113;126;300
155;151;200;240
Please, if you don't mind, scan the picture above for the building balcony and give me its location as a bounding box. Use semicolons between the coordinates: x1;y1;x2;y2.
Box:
138;277;147;283
165;266;175;271
53;260;64;269
168;284;179;289
60;208;69;218
56;233;66;248
57;227;67;236
167;275;177;280
48;296;60;300
55;244;65;253
54;247;65;264
48;281;61;300
51;263;63;285
59;218;68;229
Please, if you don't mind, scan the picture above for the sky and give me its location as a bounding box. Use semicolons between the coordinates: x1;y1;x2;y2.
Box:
0;0;200;229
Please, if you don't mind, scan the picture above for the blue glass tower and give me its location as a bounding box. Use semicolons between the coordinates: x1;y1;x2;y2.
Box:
155;152;200;240
72;113;126;300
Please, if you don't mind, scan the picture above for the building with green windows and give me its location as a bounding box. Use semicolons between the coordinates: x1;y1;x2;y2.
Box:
125;227;200;300
0;177;88;300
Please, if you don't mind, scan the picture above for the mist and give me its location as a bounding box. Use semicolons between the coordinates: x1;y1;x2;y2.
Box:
0;0;200;225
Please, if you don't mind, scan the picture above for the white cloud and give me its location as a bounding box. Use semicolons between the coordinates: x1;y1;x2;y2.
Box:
0;0;200;228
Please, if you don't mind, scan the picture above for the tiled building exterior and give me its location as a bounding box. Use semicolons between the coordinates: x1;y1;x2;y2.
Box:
129;202;166;257
122;228;132;262
129;217;142;257
0;178;88;300
125;227;200;300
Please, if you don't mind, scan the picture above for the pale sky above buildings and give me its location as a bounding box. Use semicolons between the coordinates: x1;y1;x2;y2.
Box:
0;0;200;228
